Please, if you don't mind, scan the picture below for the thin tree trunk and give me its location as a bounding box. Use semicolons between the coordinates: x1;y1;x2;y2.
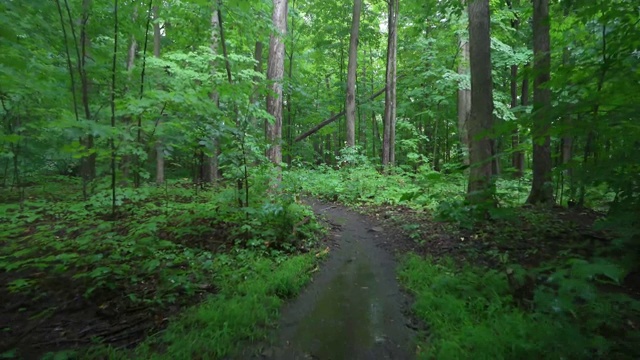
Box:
266;0;288;168
382;0;398;167
345;0;362;148
75;0;96;192
121;6;138;183
338;43;344;149
286;0;296;165
371;48;377;160
578;24;609;208
433;116;440;171
205;4;221;184
133;0;153;188
251;41;264;121
527;0;554;204
360;49;367;149
560;50;573;199
510;64;525;177
507;0;524;178
110;0;119;215
466;0;495;204
457;19;471;165
153;5;164;185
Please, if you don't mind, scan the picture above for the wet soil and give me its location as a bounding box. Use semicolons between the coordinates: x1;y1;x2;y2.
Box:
254;199;416;360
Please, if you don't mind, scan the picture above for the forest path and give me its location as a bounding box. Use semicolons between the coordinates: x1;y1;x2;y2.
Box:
256;199;416;359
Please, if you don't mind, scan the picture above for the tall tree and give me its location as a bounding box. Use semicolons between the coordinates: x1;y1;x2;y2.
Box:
121;6;138;183
507;0;524;178
286;0;297;165
457;26;471;165
382;0;398;166
345;0;362;148
153;5;164;185
79;0;96;185
110;0;119;215
526;0;554;204
266;0;288;166
251;40;264;127
205;3;221;184
559;3;573;201
466;0;495;203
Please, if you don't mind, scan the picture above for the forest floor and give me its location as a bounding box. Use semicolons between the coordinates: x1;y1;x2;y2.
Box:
2;176;639;359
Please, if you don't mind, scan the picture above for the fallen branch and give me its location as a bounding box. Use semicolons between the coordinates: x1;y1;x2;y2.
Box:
295;85;387;142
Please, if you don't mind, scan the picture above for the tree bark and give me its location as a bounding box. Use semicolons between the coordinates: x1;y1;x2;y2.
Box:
286;0;296;165
382;0;398;167
266;0;288;167
526;0;554;204
506;0;524;178
153;5;164;185
251;41;264;112
458;36;471;165
121;6;138;183
466;0;495;204
560;4;573;200
345;0;362;148
79;0;96;185
204;4;221;184
510;64;525;177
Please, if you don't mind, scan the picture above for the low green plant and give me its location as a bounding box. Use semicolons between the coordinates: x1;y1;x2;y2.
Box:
79;253;318;359
398;254;640;360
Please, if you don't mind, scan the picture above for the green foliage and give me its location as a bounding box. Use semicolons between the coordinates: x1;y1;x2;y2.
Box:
292;165;466;209
67;253;317;359
126;253;316;359
399;254;640;360
0;179;321;305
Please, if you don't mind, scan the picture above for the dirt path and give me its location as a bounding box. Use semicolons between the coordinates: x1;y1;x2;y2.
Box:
257;199;416;359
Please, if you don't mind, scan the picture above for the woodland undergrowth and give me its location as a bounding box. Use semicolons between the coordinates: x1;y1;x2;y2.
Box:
292;160;640;359
0;172;324;359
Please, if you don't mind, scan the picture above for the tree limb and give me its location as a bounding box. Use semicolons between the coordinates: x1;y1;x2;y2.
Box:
295;85;387;142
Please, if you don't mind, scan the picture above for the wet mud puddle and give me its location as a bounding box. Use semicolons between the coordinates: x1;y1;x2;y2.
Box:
261;201;414;360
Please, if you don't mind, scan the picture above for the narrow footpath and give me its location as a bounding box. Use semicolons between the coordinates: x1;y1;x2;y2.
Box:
259;199;416;359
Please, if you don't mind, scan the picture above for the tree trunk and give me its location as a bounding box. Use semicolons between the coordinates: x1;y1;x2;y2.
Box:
251;41;263;112
204;4;221;184
382;0;398;167
153;5;164;185
345;0;362;148
560;3;573;200
506;0;524;178
79;0;95;186
360;50;366;149
526;0;554;204
457;18;471;165
121;6;138;183
466;0;495;204
286;0;296;166
266;0;287;167
560;45;573;199
510;64;524;177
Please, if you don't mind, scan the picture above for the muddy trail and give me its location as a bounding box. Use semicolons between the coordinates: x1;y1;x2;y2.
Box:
252;199;416;359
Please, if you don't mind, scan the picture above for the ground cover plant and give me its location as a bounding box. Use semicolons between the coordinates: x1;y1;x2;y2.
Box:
399;255;640;359
0;176;324;358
